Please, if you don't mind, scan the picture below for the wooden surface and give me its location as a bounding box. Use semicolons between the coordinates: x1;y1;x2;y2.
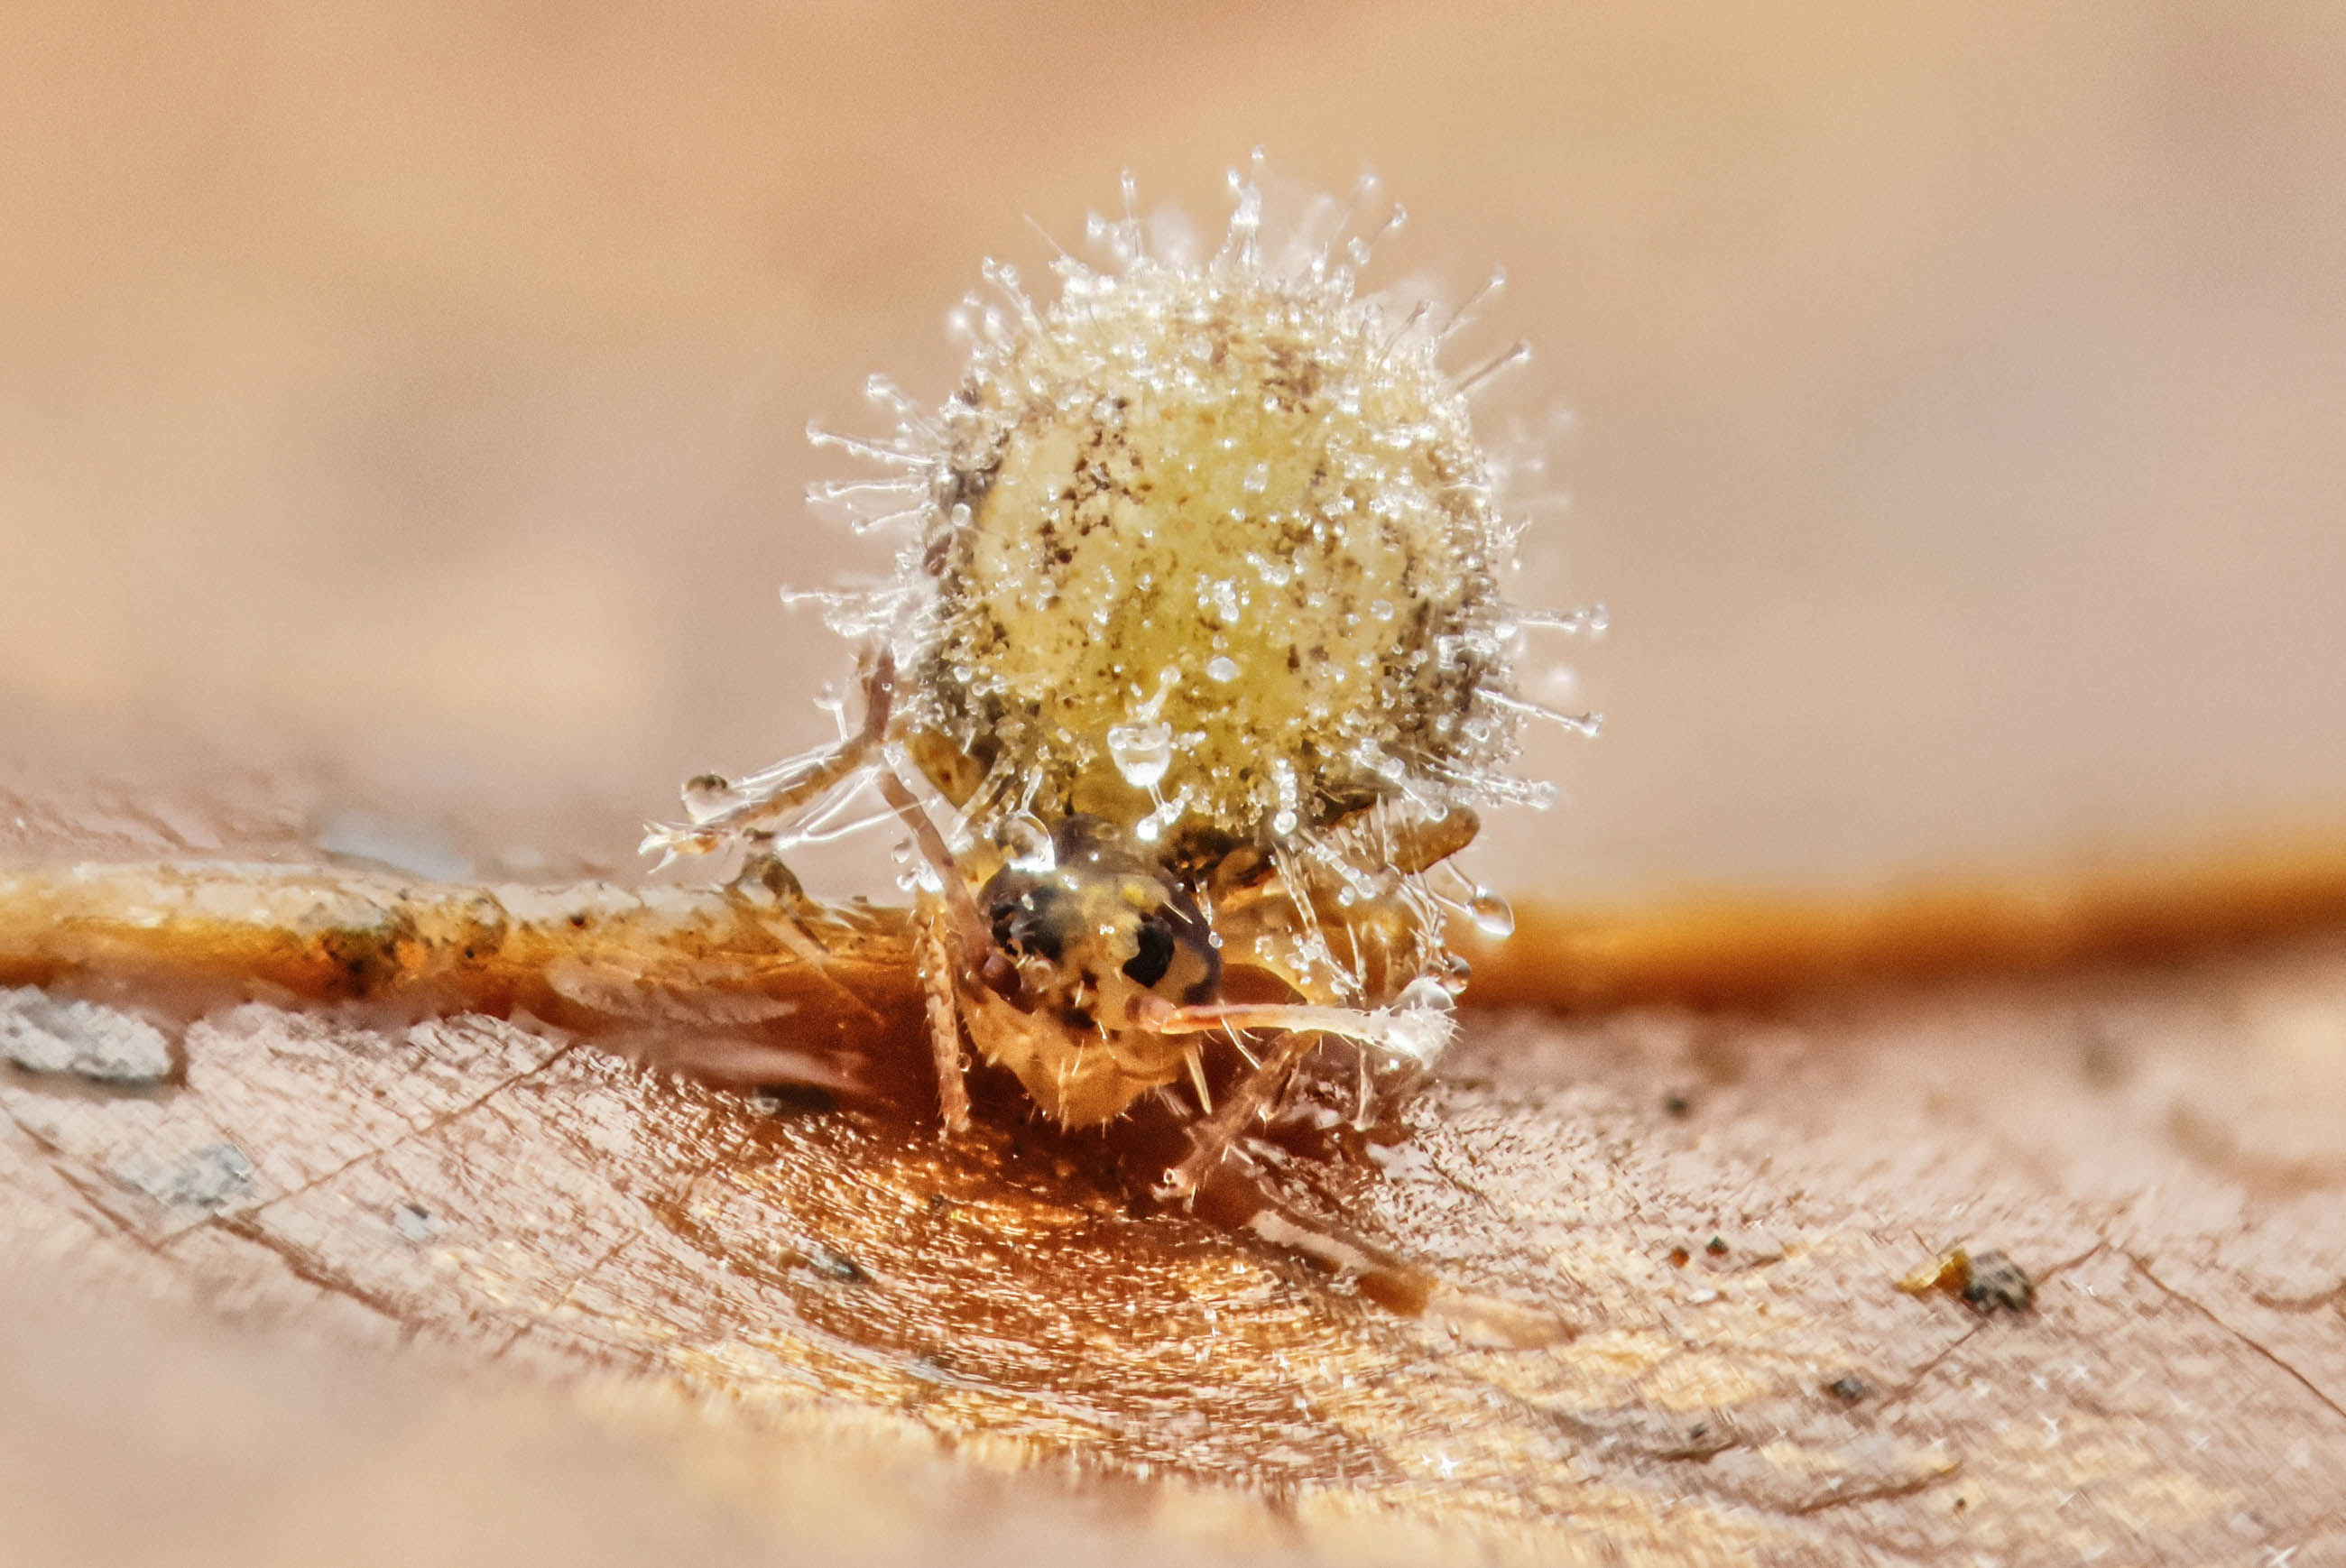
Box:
4;767;2343;1565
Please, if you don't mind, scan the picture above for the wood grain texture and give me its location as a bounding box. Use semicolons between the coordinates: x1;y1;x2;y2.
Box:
5;853;2344;1563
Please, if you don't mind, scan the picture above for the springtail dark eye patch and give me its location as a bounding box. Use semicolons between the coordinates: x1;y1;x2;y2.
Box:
1121;914;1178;989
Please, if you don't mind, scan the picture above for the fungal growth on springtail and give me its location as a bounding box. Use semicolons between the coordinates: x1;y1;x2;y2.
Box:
645;164;1601;1201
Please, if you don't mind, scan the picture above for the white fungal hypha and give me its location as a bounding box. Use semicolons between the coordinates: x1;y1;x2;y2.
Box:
814;177;1549;866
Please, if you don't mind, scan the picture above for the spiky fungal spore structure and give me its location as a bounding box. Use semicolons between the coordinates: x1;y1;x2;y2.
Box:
818;174;1556;841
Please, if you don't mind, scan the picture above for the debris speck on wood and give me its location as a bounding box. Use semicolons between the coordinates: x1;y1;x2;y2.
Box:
0;988;174;1085
1899;1246;2037;1314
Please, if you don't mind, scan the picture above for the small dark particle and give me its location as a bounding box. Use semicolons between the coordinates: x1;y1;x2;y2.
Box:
1704;1234;1730;1257
1824;1374;1872;1404
1667;1246;1692;1268
1899;1245;2036;1315
750;1083;837;1117
806;1245;869;1284
1959;1250;2036;1314
391;1203;437;1241
1662;1090;1694;1117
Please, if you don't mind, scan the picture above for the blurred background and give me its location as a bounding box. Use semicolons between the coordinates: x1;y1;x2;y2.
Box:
5;0;2345;907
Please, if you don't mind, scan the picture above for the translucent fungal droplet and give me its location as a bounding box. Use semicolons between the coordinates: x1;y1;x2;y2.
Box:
1467;887;1516;939
1397;975;1457;1013
1001;813;1055;872
1270;809;1299;837
681;774;734;825
1207;579;1242;625
1437;952;1473;993
1242;461;1270;494
1205;655;1241;684
1106;721;1174;790
1514;603;1609;638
